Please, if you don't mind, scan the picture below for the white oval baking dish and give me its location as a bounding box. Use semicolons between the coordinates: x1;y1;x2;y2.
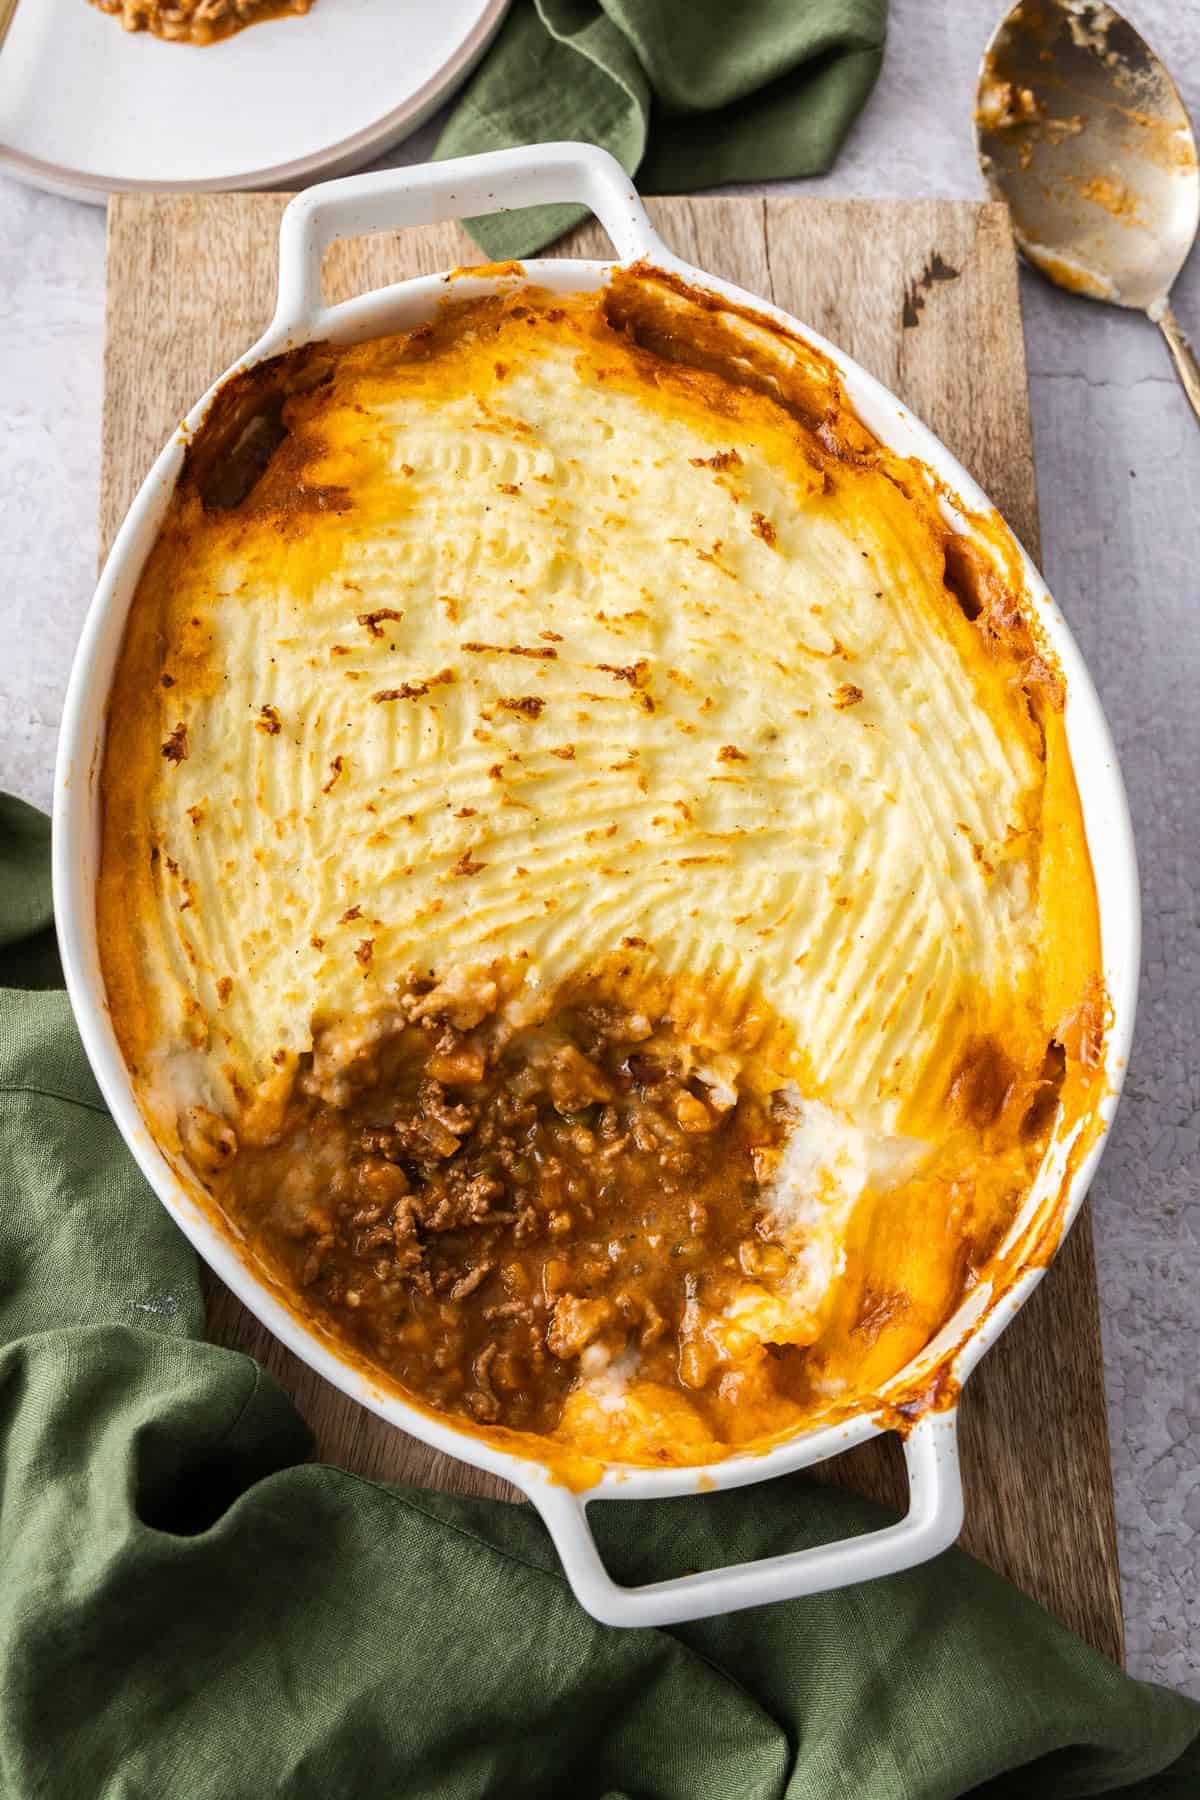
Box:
53;143;1140;1630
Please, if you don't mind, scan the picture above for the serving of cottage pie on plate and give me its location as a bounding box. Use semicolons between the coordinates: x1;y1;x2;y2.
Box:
96;266;1106;1470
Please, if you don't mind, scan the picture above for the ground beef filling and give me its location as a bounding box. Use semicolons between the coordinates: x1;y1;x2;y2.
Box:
218;1001;791;1437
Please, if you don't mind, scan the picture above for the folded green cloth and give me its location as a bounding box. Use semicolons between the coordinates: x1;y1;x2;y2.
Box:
1;792;1197;1799
436;0;888;259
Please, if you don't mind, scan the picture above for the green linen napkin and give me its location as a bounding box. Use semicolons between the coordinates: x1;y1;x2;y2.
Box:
436;0;889;259
1;793;1198;1799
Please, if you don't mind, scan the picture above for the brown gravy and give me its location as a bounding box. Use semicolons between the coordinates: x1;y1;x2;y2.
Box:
217;993;803;1439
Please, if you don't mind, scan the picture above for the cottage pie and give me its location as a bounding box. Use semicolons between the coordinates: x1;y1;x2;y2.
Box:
98;268;1105;1467
88;0;313;45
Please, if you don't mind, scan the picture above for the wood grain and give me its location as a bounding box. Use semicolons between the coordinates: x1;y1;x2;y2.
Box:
102;192;1123;1661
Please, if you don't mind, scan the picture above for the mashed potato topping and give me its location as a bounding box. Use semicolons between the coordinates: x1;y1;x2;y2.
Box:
97;268;1105;1465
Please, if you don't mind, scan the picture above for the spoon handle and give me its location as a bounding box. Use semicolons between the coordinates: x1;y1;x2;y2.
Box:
1157;306;1200;425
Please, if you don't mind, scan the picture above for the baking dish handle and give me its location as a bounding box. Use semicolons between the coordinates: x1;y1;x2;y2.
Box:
273;143;673;333
529;1410;963;1629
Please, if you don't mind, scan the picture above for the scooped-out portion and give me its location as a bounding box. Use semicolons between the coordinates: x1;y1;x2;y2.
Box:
218;971;800;1447
96;267;1107;1467
210;959;1086;1463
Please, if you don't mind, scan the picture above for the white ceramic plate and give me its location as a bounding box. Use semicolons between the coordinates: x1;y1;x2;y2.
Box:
0;0;509;204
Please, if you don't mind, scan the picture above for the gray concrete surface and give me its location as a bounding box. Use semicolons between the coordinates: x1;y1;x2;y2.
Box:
0;0;1195;1695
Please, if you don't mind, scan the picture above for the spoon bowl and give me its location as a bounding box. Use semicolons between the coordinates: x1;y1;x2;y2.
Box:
976;0;1200;416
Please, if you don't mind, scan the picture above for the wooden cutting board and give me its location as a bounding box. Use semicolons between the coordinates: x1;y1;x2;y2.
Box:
101;192;1123;1664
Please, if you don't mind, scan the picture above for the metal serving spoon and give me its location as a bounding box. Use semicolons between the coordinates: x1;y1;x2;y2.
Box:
976;0;1200;422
